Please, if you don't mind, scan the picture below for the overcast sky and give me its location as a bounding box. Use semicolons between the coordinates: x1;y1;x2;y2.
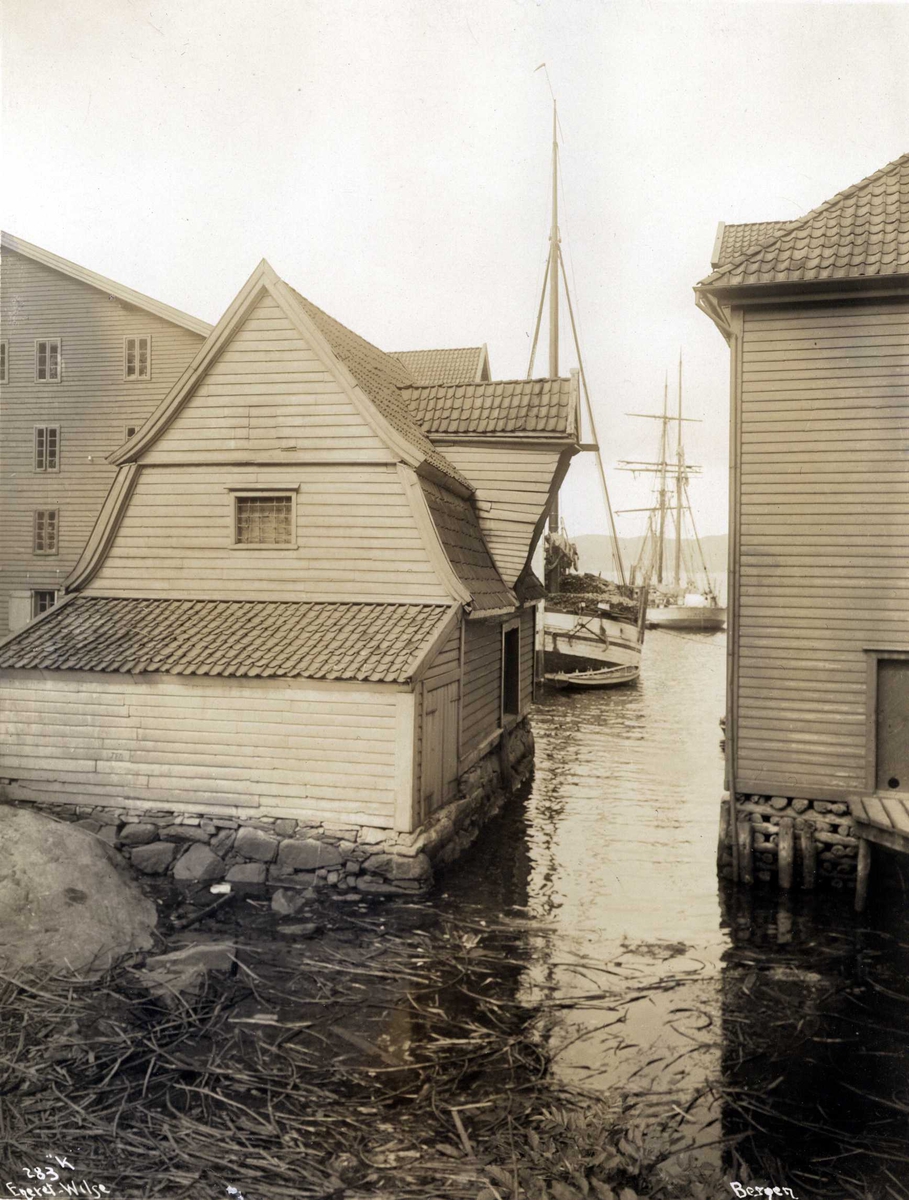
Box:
3;0;908;539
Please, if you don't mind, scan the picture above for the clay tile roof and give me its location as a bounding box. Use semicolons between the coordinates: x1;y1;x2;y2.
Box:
391;347;487;385
401;378;576;437
711;221;795;268
700;152;909;288
420;480;515;613
0;598;452;682
286;287;471;490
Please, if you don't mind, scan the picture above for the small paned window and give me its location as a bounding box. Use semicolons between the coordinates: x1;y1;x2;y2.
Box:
502;625;521;717
235;494;294;545
34;509;59;555
0;340;8;383
124;335;151;380
35;339;61;382
34;425;60;472
32;590;57;618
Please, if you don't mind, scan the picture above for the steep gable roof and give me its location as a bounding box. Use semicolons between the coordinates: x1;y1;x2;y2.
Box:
286;288;469;489
1;231;212;336
109;260;470;491
0;596;454;683
402;376;578;437
699;152;909;289
391;346;490;385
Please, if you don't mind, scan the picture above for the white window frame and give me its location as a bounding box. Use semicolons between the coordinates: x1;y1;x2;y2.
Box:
35;338;62;383
34;425;60;473
124;334;152;381
31;589;58;619
33;508;59;556
228;487;299;550
0;339;8;383
501;618;522;723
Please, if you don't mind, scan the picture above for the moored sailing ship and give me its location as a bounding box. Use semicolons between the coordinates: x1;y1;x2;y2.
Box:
528;98;648;688
619;358;725;632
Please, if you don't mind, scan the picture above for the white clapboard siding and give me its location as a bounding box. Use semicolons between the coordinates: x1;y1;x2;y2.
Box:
520;607;536;713
735;299;909;797
461;619;502;753
142;294;393;465
440;445;561;584
413;620;462;816
0;671;402;826
0;248;206;631
86;463;453;602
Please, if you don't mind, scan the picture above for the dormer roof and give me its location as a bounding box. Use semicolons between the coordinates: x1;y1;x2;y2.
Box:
391;345;490;385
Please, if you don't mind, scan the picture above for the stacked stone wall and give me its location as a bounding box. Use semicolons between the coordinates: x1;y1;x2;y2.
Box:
0;718;534;894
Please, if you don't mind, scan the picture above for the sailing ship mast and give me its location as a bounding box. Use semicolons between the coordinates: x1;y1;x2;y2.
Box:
529;97;627;590
617;355;717;599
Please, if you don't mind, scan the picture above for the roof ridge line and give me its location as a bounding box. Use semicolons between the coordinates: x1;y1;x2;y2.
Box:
703;151;909;285
400;376;572;389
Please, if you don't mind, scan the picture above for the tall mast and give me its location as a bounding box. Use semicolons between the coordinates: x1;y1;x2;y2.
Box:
547;100;560;540
548;101;559;379
673;351;683;589
656;373;668;585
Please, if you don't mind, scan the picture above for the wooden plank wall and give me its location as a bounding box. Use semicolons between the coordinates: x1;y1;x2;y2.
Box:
0;670;400;826
461;619;502;753
142;293;393;467
439;444;562;584
88;463;452;601
520;606;536;713
735;299;909;799
0;249;205;630
412;620;461;818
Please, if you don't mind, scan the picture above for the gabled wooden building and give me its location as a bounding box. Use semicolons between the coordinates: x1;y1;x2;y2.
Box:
0;259;579;888
697;152;909;892
0;232;213;632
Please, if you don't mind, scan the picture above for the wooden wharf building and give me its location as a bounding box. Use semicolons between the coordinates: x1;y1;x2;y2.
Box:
697;153;909;906
0;253;580;891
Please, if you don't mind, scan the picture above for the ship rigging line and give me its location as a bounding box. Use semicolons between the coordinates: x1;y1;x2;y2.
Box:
557;244;627;586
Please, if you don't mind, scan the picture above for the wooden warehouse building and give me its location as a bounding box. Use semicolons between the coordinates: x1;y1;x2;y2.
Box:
0;232;212;633
698;152;909;899
0;258;580;890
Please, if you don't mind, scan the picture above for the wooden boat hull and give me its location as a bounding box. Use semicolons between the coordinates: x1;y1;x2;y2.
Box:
646;604;726;631
542;609;643;671
546;663;639;690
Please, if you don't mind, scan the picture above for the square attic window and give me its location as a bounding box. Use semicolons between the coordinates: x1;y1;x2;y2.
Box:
234;493;295;546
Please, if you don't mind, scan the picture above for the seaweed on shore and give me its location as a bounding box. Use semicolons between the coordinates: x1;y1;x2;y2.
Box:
0;904;737;1200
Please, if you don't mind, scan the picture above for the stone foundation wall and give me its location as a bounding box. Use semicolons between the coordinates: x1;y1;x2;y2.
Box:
718;793;858;891
0;719;534;895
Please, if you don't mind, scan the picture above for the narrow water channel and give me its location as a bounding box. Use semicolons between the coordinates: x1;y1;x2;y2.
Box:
426;628;909;1198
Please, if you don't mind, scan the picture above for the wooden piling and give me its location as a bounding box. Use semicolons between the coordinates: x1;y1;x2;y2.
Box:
717;799;731;874
736;818;754;885
778;817;794;889
798;826;817;890
855;838;871;913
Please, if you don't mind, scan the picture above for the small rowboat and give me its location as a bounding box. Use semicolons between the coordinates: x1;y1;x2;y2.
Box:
545;663;640;690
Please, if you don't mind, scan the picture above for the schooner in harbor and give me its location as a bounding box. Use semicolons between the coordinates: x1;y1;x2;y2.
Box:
529;99;648;689
619;356;726;632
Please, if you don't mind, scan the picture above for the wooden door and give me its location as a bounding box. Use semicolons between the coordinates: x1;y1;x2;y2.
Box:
421;680;460;820
876;659;909;793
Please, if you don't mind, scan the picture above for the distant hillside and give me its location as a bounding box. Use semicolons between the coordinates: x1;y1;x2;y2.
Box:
572;533;728;580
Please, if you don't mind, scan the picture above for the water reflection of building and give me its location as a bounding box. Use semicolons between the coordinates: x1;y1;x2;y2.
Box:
718;883;909;1197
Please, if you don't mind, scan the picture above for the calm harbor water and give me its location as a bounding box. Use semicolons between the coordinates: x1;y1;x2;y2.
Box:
425;628;909;1198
